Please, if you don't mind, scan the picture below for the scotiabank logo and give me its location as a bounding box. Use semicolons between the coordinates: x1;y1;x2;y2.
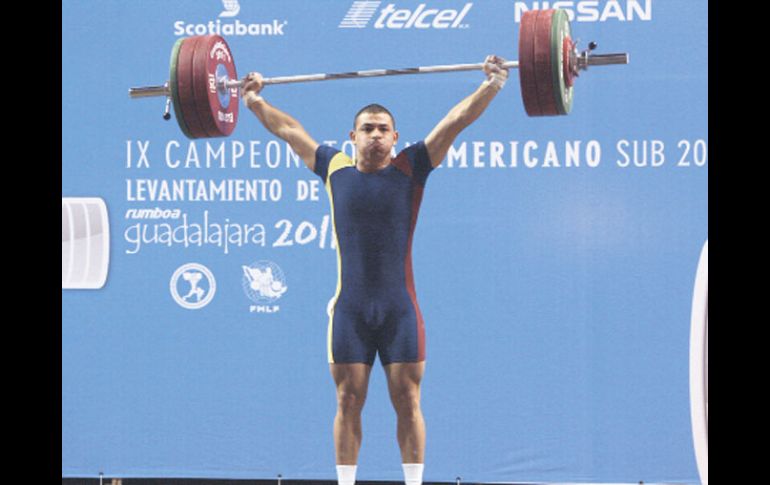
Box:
339;1;472;29
174;0;288;37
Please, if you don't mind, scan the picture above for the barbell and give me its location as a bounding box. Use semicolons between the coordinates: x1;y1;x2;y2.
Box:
129;9;628;139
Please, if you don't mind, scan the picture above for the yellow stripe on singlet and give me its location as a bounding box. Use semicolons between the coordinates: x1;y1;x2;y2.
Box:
325;152;355;364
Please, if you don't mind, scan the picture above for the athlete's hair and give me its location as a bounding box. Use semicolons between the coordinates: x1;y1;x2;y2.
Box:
353;104;396;130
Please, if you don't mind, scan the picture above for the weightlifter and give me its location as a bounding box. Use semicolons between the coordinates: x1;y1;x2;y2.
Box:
240;55;509;485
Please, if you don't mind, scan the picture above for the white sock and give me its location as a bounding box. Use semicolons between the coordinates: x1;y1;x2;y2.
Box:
402;463;424;485
336;464;357;485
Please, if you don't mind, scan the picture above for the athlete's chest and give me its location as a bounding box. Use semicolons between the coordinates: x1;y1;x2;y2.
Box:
328;166;414;222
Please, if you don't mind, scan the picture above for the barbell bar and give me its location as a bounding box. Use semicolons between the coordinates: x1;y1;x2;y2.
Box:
129;9;629;139
128;53;625;96
128;53;625;97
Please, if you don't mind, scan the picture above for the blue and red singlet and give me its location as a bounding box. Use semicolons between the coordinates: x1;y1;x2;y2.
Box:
314;141;434;365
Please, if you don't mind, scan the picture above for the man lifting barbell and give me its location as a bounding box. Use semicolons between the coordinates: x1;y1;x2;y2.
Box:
127;8;629;484
240;56;508;485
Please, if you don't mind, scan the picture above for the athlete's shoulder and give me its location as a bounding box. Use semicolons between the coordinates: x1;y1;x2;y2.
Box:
395;141;432;186
315;145;354;181
396;140;427;156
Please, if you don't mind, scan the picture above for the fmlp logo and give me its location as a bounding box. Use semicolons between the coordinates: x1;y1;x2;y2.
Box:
174;0;288;37
339;1;472;29
242;260;288;314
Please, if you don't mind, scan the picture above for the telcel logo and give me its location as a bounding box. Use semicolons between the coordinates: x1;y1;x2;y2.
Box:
340;2;473;29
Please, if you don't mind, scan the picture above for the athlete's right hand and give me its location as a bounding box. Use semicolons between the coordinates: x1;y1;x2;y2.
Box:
242;72;265;108
483;55;508;91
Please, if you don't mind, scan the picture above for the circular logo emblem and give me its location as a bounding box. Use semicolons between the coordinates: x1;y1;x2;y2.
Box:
242;260;288;304
170;263;216;310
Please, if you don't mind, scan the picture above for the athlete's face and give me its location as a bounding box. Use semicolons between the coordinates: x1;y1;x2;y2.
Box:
350;112;399;163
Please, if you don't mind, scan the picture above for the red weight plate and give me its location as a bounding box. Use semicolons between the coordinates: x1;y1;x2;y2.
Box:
176;36;208;139
533;9;558;116
563;36;575;88
191;36;218;138
192;35;239;138
209;36;239;137
518;10;542;116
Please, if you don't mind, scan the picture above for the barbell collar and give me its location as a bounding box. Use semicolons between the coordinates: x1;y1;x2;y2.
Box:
580;52;629;70
128;83;170;98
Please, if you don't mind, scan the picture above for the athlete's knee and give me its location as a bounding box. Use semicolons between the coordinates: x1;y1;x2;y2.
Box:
337;389;367;416
390;387;421;418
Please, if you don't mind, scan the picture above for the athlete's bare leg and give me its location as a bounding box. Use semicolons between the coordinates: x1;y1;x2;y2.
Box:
384;362;426;463
330;363;373;464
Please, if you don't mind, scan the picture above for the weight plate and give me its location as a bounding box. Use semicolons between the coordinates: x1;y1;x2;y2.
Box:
518;10;542;116
192;35;238;138
169;37;194;139
176;36;208;139
563;36;576;88
550;9;573;115
534;9;558;116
